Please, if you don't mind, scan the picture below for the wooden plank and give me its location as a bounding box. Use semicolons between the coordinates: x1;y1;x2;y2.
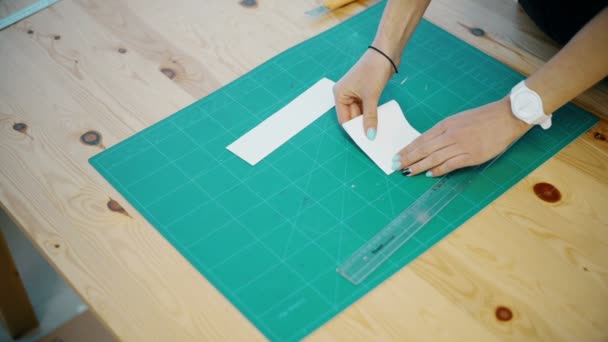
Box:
0;220;39;339
0;0;606;341
0;14;265;338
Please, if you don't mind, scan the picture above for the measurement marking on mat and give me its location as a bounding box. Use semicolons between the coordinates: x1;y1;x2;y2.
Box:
278;298;307;319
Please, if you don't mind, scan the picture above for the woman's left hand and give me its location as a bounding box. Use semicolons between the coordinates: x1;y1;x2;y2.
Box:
394;97;532;177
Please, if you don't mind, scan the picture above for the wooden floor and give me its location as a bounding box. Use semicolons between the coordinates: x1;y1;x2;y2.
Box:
0;0;607;341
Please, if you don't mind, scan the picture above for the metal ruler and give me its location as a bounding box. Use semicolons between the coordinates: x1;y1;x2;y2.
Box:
0;0;61;31
337;139;518;285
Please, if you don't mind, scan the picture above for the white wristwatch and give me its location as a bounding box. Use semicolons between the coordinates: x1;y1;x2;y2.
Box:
509;80;552;129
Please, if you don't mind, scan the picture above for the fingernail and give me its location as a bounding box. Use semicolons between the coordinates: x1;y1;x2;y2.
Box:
401;168;411;176
366;128;376;141
392;161;401;171
392;154;400;162
425;170;433;177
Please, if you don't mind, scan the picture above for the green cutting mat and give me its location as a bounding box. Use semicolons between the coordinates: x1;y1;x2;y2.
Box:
90;2;598;341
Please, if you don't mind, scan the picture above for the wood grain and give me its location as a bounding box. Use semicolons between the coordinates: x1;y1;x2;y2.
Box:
0;0;606;341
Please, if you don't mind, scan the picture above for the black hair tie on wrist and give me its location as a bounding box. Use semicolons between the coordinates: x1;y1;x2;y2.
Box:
368;45;399;74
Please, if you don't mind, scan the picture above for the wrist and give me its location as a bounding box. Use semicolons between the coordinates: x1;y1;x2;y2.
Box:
367;45;399;74
500;96;533;137
372;0;430;68
362;48;396;81
370;38;402;68
523;77;560;114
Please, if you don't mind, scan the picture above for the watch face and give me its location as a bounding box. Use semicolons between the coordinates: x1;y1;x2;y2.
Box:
513;91;541;120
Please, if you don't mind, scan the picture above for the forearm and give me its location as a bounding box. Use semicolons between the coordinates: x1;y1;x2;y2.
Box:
525;8;608;114
372;0;431;67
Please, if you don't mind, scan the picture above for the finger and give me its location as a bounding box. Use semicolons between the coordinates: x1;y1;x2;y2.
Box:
335;101;352;124
349;102;362;120
427;154;472;177
333;83;356;124
397;121;448;163
403;144;464;176
396;132;455;171
362;100;379;141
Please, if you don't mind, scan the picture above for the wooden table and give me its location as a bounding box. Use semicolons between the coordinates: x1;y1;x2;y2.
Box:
1;0;607;340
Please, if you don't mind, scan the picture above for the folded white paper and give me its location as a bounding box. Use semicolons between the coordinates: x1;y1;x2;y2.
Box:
342;100;420;175
227;78;336;165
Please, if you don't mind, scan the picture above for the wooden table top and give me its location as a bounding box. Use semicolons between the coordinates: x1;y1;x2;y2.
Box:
1;0;607;340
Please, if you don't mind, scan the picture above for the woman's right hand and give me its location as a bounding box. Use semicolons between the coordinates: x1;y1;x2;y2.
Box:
333;49;395;140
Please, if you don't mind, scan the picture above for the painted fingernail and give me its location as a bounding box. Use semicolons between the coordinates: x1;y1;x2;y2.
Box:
366;128;376;141
401;168;411;176
392;161;401;171
392;154;400;162
425;170;433;177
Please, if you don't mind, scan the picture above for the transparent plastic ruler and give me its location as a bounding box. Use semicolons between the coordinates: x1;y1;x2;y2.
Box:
337;138;519;285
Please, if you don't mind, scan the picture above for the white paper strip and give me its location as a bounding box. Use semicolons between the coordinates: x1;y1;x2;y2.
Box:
342;100;421;175
227;78;336;165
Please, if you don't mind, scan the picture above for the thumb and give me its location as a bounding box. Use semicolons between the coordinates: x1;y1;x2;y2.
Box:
362;99;379;141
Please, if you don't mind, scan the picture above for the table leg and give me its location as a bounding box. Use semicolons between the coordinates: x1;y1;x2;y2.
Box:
0;226;39;339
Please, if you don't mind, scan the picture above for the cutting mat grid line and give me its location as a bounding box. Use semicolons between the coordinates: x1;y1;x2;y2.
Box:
138;105;385;316
156;105;412;300
95;158;290;341
89;2;598;341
